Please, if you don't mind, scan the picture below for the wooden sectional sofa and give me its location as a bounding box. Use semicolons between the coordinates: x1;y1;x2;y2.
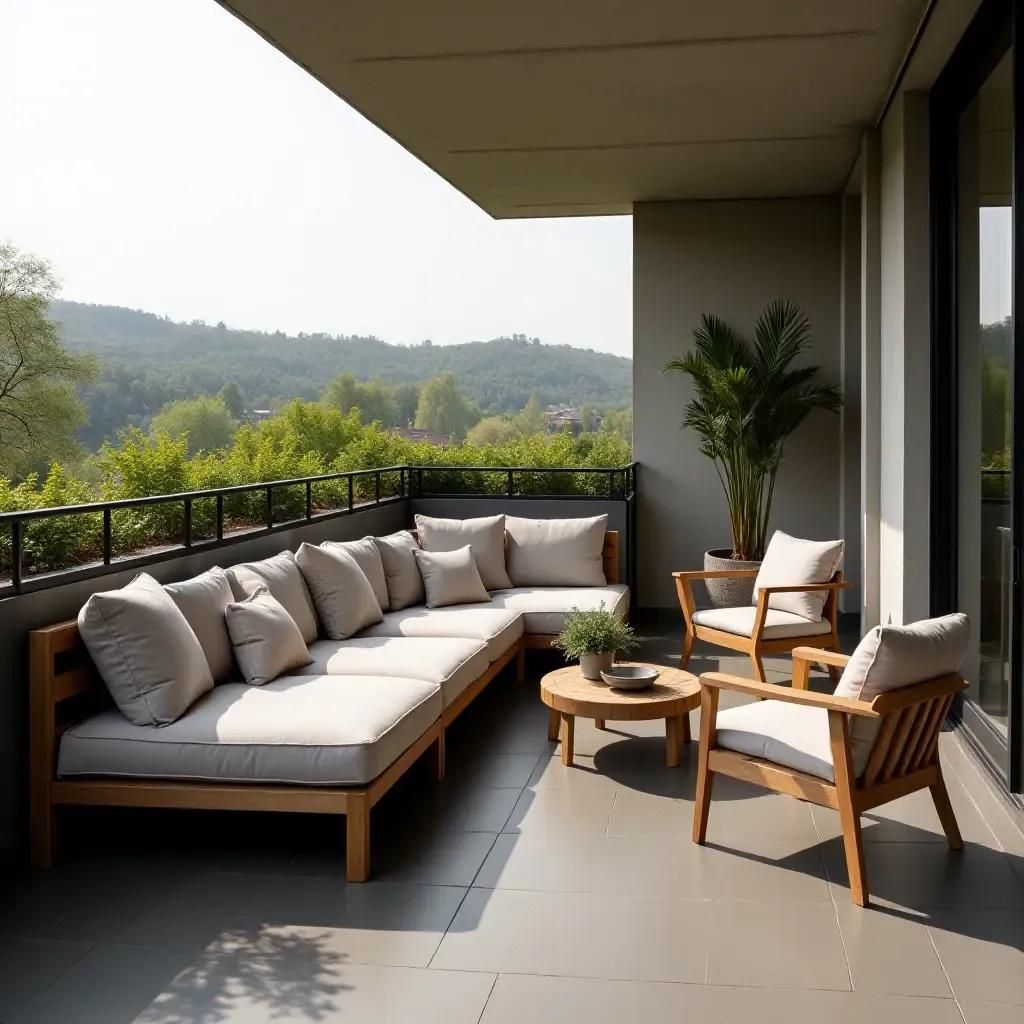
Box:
30;531;623;882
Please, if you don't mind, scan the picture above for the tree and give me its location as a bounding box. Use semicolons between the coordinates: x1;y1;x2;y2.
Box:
466;415;520;447
414;372;479;441
321;372;398;427
149;395;237;456
599;408;632;441
322;371;360;416
392;381;420;427
515;393;547;435
0;244;99;477
217;380;245;420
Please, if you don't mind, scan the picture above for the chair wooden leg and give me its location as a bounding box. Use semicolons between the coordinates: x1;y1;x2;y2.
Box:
930;773;964;851
692;686;719;844
829;711;868;906
751;651;767;684
515;647;526;685
679;629;694;671
346;793;371;882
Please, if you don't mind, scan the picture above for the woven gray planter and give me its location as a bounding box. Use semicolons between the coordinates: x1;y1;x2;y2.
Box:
703;549;762;608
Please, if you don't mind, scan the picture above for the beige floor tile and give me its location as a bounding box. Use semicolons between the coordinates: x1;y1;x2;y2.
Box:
374;829;499;887
502;789;616;837
835;902;952;997
927;910;1024;1004
446;753;543;789
0;939;93;1020
526;755;695;798
603;791;689;838
430;889;535;973
501;891;709;983
705;900;851;991
959;1000;1024;1023
211;878;466;968
694;836;833;902
134;959;496;1024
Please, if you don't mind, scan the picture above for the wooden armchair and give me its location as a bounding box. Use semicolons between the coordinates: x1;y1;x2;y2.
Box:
693;646;967;907
673;570;849;683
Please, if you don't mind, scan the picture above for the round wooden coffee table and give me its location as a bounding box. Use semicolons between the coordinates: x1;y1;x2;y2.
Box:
540;663;700;768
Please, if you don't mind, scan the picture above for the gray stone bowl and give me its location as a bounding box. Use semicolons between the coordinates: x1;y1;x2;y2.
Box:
703;549;762;607
601;665;660;690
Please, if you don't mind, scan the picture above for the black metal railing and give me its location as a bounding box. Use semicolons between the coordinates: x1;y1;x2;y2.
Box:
982;468;1010;502
0;463;636;596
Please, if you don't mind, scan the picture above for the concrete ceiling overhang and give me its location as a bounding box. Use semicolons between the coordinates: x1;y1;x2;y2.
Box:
218;1;932;217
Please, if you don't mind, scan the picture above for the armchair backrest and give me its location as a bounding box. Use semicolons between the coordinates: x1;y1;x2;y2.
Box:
834;613;970;776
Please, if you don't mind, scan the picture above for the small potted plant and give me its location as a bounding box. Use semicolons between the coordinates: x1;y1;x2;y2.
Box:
555;603;639;680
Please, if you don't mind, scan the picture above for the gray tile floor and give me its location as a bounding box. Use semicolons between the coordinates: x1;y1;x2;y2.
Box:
2;632;1024;1022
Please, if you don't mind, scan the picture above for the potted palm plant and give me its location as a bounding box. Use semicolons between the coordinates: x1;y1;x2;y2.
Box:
555;604;639;679
662;300;842;607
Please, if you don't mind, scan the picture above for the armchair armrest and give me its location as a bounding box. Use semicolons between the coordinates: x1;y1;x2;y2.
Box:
757;581;851;594
699;672;880;717
791;646;851;668
672;569;760;580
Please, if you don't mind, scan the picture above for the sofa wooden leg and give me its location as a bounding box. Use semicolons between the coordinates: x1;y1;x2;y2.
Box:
515;647;526;685
930;773;964;851
346;793;371;882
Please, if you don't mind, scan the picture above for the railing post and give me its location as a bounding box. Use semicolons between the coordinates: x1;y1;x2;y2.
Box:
608;470;615;499
103;508;112;565
375;471;381;505
266;487;274;530
11;520;22;594
400;467;405;498
305;480;312;520
348;474;354;511
417;468;423;497
183;499;192;549
507;469;514;498
216;494;224;541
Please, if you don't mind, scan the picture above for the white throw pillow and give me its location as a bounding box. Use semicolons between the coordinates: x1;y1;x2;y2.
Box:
413;545;492;608
296;542;384;640
227;550;319;645
752;531;844;622
414;513;512;590
504;515;608;587
78;572;213;726
374;531;426;610
164;567;237;682
225;584;313;686
834;613;970;776
322;536;389;612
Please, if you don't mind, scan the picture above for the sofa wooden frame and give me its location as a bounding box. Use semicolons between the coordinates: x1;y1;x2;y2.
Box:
29;532;619;884
673;568;849;683
692;646;967;907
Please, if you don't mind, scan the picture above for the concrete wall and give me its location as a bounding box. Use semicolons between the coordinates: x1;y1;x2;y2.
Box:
633;197;844;608
0;503;407;855
878;92;932;625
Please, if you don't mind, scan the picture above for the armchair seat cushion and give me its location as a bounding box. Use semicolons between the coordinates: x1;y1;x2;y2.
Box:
715;700;835;782
693;606;833;640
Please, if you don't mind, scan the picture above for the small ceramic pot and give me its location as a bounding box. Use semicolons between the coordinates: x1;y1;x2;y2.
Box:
703;548;762;608
580;651;614;680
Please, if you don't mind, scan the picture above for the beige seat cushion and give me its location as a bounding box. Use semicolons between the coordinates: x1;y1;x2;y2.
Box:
834;613;970;776
298;636;489;708
57;675;441;787
78;572;213;727
225;585;313;686
413;545;491;608
414;513;512;590
374;531;426;611
715;701;835;782
487;584;629;635
164;567;237;683
692;606;833;640
358;605;524;662
322;537;389;613
296;542;384;640
227;551;319;644
504;515;607;587
752;531;844;622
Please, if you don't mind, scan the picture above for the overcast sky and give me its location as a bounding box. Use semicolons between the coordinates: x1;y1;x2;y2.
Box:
4;0;633;356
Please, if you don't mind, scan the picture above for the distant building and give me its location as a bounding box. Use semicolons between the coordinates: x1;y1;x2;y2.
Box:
547;408;583;436
248;409;273;424
389;427;451;447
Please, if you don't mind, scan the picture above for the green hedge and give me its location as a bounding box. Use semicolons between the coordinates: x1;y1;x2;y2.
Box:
1;400;631;577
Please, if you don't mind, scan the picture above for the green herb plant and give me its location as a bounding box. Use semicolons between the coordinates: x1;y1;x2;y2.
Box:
554;603;639;660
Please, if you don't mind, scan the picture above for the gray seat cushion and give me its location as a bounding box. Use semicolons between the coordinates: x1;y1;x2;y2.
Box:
299;636;490;708
692;606;833;640
487;584;629;635
57;675;441;787
358;604;523;662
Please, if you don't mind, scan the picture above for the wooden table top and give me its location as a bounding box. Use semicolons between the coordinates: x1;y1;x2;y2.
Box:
540;662;700;721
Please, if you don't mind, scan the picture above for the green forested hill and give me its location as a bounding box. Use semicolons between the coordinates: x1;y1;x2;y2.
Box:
50;300;632;449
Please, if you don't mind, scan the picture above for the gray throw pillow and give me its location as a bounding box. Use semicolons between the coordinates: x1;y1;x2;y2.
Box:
296;542;384;640
225;584;313;686
227;550;319;645
322;536;389;612
164;567;237;682
505;515;608;587
413;545;492;609
414;513;512;590
373;531;426;610
78;572;213;726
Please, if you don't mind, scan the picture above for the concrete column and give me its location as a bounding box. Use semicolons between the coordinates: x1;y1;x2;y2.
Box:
878;91;932;625
860;128;882;631
840;194;863;617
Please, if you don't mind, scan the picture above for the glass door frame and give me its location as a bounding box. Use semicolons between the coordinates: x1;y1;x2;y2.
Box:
931;0;1022;792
